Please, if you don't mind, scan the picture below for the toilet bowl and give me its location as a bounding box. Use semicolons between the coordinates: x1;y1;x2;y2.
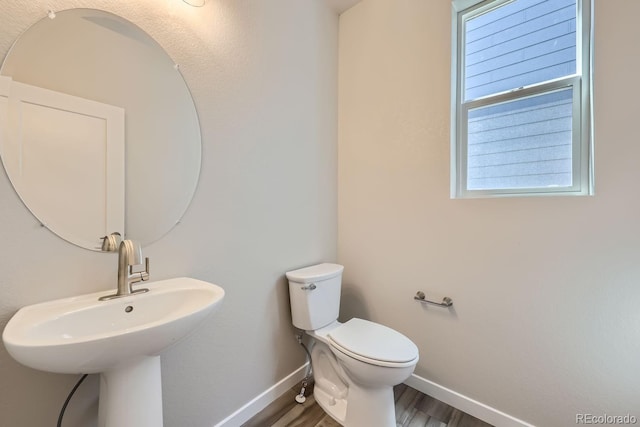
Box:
286;263;419;427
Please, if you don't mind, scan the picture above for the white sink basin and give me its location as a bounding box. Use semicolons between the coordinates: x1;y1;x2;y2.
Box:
2;277;225;374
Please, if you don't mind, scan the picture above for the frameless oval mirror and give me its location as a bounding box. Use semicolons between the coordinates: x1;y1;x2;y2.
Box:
0;8;201;250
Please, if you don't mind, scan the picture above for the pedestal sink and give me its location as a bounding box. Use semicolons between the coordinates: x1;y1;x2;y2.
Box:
2;277;225;427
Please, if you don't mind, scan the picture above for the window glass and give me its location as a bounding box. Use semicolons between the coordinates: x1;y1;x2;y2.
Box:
467;88;573;190
464;0;576;100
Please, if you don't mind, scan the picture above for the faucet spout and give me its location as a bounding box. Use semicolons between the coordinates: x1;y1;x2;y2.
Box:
120;239;143;268
99;239;150;301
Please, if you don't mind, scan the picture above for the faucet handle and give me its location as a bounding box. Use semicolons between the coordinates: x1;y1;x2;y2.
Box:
143;257;150;278
128;257;150;294
129;257;150;282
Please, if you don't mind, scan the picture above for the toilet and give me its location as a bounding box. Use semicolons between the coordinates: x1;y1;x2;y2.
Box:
286;263;419;427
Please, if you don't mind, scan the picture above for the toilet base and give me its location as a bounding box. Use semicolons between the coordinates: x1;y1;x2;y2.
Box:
315;379;396;427
345;382;396;427
314;385;347;425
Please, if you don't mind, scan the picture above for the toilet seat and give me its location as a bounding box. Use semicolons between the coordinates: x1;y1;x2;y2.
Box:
327;318;419;368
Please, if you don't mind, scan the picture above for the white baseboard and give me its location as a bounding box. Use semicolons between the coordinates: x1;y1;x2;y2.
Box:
213;366;533;427
404;374;535;427
213;363;309;427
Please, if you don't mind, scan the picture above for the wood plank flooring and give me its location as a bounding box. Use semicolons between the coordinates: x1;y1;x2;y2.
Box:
242;382;493;427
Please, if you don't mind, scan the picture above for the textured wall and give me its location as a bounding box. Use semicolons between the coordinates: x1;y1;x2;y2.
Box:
0;0;338;425
338;1;640;426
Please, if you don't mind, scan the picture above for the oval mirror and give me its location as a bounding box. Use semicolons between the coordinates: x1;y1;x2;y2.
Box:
0;8;201;250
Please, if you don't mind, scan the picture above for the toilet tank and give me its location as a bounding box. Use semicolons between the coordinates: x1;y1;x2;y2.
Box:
286;263;344;331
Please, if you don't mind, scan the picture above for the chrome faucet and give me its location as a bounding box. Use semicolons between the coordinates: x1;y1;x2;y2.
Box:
99;239;150;301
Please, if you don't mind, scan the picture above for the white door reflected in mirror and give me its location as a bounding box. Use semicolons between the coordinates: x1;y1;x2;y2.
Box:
0;76;125;249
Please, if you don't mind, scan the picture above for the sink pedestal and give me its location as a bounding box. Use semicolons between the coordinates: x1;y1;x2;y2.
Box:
98;356;163;427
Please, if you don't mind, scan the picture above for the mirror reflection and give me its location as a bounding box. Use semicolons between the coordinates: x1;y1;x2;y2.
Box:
0;8;201;250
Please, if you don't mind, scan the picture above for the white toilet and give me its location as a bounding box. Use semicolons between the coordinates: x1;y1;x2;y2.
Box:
286;263;419;427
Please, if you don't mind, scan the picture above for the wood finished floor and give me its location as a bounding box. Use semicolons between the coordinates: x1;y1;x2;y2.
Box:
242;382;493;427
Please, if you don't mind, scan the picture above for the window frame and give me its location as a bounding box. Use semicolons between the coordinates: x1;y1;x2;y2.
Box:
451;0;593;198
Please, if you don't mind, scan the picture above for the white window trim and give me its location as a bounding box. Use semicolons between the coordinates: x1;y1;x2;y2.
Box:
450;0;594;198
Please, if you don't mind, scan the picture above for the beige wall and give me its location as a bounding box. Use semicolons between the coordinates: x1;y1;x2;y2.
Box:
0;0;338;425
338;1;640;426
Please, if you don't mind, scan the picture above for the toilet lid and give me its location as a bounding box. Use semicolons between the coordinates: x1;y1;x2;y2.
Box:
327;318;418;364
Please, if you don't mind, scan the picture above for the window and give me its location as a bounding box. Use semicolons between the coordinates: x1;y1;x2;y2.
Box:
451;0;593;197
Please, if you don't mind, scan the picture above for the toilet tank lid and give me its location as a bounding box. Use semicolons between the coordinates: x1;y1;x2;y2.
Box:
285;263;344;284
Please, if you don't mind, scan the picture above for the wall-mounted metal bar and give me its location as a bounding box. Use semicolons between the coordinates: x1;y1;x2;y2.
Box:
414;291;453;308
